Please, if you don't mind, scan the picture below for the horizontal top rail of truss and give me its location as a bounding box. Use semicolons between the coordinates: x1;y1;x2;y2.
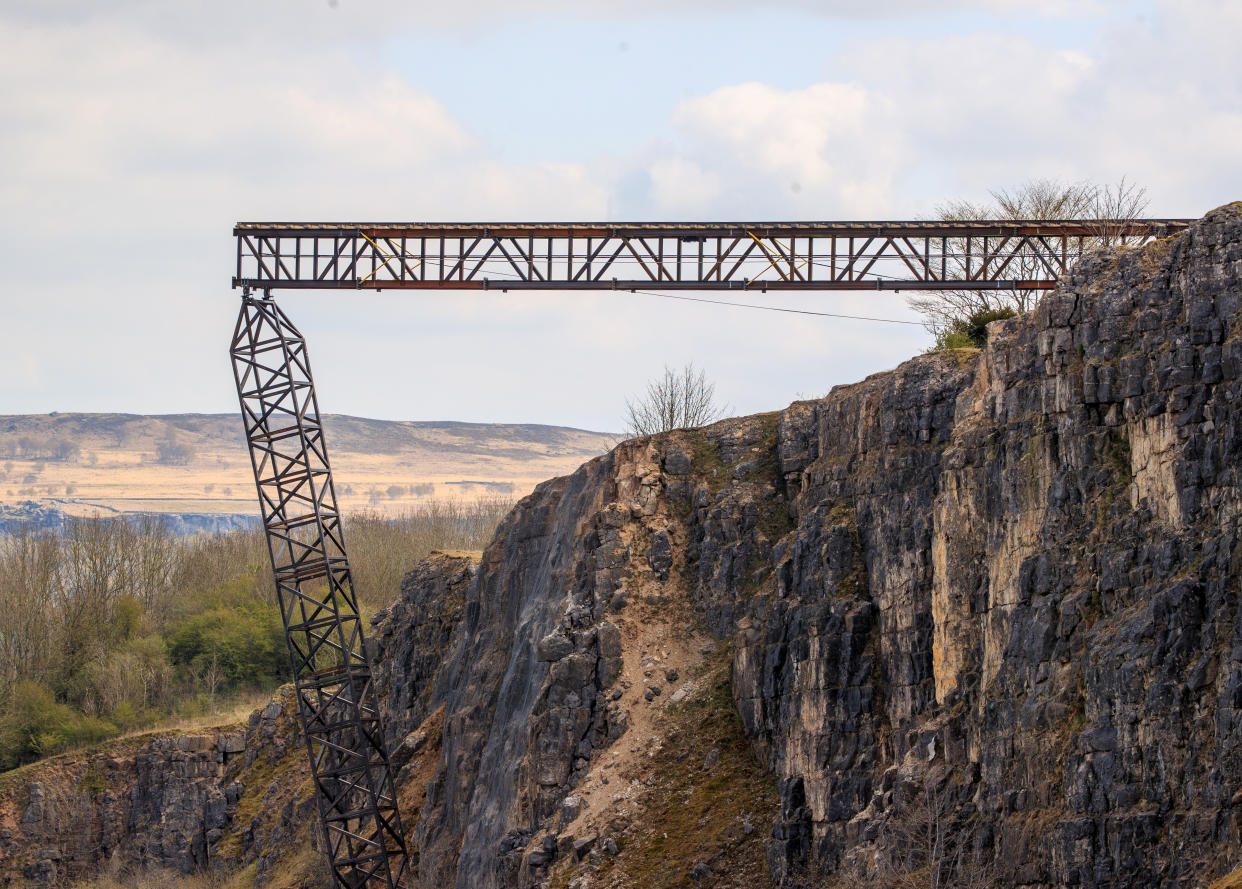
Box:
235;219;1192;239
233;218;1193;292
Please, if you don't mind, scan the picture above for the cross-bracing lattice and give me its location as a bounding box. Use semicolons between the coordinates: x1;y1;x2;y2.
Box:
231;293;409;889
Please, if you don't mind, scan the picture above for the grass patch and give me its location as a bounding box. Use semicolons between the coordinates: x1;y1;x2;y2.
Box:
688;434;728;496
78;765;110;795
261;842;329;889
69;868;249;889
1210;866;1242;889
430;548;483;563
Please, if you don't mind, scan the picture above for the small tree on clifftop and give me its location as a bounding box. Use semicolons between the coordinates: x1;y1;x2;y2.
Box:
624;363;725;438
909;177;1149;338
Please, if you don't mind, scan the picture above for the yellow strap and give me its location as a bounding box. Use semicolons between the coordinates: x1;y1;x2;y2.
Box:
748;232;811;282
358;231;421;285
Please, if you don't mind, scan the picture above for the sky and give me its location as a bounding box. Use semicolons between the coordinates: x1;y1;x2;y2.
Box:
1;0;1239;432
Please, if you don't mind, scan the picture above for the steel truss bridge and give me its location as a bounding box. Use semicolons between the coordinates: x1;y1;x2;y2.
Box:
234;219;1190;293
228;217;1189;889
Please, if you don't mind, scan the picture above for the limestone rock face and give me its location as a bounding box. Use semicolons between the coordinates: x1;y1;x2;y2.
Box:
370;551;476;753
407;204;1242;889
413;451;647;889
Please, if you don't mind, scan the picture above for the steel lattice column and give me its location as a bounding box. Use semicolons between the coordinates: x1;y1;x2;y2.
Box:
230;292;410;889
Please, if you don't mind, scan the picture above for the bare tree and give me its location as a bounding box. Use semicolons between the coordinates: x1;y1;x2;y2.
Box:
200;652;224;714
57;517;132;679
833;763;995;889
623;363;726;438
909;178;1149;337
0;528;59;691
126;515;180;628
53;439;81;462
155;436;196;466
1089;176;1150;248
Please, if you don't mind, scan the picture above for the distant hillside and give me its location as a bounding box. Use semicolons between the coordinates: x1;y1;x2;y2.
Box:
0;413;612;459
0;413;617;524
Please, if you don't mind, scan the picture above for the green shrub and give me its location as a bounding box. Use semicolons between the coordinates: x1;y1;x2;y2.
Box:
167;601;287;688
931;329;976;351
929;306;1017;351
109;700;141;732
961;306;1017;344
0;681;118;769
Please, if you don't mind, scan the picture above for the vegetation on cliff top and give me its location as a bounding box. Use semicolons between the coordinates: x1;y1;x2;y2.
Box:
926;306;1017;352
623;362;727;438
908;177;1149;336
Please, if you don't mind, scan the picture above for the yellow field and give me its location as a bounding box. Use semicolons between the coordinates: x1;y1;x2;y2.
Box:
0;414;617;518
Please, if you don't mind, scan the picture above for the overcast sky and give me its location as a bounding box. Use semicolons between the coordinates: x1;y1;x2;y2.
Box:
1;0;1238;431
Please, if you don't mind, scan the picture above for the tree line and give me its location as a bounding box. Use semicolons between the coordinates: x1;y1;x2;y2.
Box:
0;436;81;462
0;498;512;771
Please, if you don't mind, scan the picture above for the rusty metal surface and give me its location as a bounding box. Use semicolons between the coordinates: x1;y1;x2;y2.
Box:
234;219;1190;236
233;219;1192;292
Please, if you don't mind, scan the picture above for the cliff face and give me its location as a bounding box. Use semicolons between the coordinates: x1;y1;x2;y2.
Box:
2;204;1240;889
406;204;1242;889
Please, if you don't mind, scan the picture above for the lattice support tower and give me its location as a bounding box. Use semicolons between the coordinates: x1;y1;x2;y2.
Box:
230;291;409;889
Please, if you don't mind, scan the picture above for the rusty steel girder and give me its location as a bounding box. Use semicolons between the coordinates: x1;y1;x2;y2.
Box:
233;219;1191;293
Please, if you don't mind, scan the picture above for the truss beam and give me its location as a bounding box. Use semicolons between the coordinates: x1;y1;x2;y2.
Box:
231;294;410;889
233;219;1191;292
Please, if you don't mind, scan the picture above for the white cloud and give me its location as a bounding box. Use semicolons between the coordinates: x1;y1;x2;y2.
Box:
633;13;1241;222
660;81;901;217
648;157;722;214
0;18;609;243
0;14;615;423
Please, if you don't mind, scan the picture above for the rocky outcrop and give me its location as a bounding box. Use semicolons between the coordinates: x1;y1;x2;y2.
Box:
370;552;475;754
0;696;295;887
414;456;639;889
